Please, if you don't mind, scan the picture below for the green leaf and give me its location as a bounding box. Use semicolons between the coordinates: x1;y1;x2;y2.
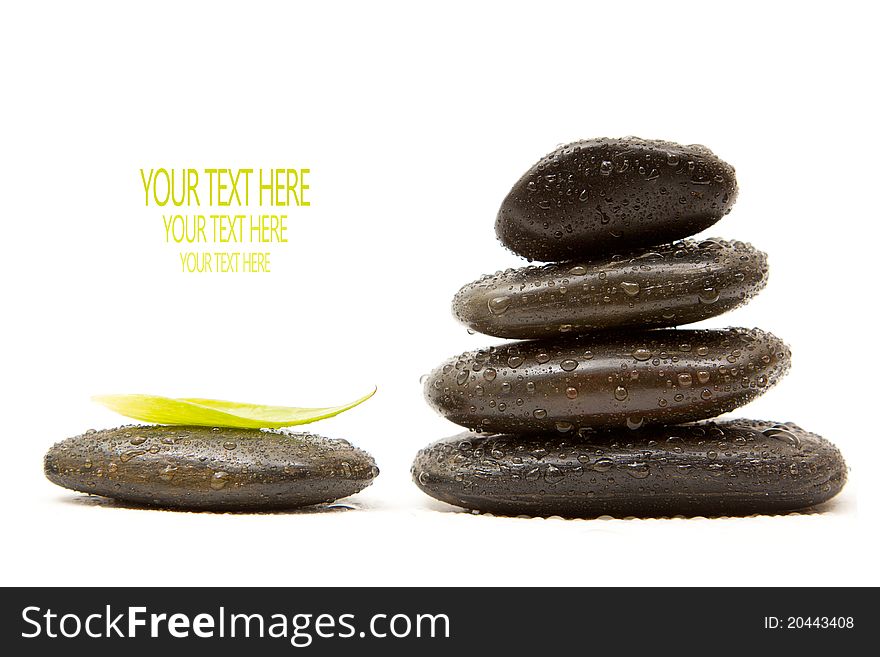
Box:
91;388;376;429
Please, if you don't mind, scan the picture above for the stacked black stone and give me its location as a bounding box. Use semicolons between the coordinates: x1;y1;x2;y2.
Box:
413;138;846;518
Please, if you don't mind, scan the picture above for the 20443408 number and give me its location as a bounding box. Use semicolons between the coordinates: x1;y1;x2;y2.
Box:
788;617;853;629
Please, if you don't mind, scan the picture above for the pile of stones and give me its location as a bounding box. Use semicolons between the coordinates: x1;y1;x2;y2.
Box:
413;137;846;517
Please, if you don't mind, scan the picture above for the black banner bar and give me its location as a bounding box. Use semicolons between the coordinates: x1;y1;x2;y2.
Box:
2;587;869;655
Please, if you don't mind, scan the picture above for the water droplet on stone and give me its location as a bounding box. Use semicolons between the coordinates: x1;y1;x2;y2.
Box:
614;386;628;401
620;281;640;296
699;287;720;304
560;359;578;372
626;416;644;430
488;296;511;315
763;427;801;449
545;464;565;483
625;462;650;479
593;458;613;472
158;465;177;482
119;450;144;463
633;348;651;361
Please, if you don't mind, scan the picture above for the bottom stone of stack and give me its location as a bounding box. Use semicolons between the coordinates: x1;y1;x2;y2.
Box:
411;420;846;518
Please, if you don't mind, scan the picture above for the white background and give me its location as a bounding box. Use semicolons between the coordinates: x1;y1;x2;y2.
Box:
2;0;877;587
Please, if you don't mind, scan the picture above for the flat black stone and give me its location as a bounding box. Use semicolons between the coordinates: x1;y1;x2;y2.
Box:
424;328;790;433
496;137;738;261
44;426;379;511
453;238;767;339
412;421;846;517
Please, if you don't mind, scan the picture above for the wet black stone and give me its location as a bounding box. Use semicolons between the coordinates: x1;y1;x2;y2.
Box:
44;425;378;511
412;420;846;517
453;238;767;339
424;328;789;433
496;137;737;261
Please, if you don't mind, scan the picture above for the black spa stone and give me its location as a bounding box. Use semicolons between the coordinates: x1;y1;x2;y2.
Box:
411;420;846;517
496;137;737;261
44;425;378;511
424;328;790;433
453;238;767;339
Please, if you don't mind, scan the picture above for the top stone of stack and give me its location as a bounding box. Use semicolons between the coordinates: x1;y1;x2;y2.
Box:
495;137;738;262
